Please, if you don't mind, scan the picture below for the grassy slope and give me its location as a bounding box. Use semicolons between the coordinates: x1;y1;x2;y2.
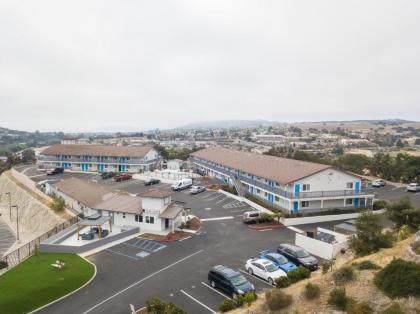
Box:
0;253;95;314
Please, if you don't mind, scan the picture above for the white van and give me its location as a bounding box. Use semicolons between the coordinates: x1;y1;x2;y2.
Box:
171;178;193;191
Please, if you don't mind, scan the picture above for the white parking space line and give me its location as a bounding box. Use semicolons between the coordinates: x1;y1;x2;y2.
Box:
215;196;227;204
392;186;402;190
238;269;274;287
230;209;248;213
180;290;217;314
205;194;225;202
82;250;204;314
201;192;217;200
201;282;232;300
201;216;235;222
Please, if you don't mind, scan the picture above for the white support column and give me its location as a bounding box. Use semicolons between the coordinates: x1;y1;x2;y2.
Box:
321;199;324;209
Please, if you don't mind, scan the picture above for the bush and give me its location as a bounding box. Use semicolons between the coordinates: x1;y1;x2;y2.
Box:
332;266;355;284
287;266;311;283
373;199;388;211
265;289;292;311
276;276;291;288
219;299;237;312
145;297;186;314
374;258;420;298
395;225;411;241
243;291;258;307
220;184;238;195
0;260;8;270
322;261;331;274
259;213;274;223
327;288;348;311
304;283;320;300
50;196;65;212
380;303;405;314
346;298;373;314
352;260;381;270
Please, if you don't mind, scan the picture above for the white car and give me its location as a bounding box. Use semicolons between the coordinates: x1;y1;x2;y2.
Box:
406;183;420;192
245;258;287;285
372;179;386;187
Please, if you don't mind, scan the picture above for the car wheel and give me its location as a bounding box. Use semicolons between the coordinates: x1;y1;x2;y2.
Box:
268;278;274;286
247;268;253;275
210;280;216;288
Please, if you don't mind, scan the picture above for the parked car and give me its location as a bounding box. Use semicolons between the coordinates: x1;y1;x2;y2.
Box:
372;179;386;187
258;250;297;273
208;265;254;297
171;178;193;191
242;211;261;224
406;183;420;192
277;243;319;271
113;174;132;182
245;258;286;285
101;172;116;179
144;178;161;186
47;167;64;175
190;185;206;195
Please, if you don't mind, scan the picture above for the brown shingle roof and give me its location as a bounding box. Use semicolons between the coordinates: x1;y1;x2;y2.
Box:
191;147;331;185
41;144;153;158
95;193;142;214
54;177;112;208
159;203;183;219
141;189;173;198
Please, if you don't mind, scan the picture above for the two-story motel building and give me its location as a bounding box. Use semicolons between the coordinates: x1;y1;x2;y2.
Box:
39;144;160;173
191;147;375;214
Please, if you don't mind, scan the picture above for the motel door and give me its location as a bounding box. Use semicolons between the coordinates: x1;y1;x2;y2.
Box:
165;219;169;229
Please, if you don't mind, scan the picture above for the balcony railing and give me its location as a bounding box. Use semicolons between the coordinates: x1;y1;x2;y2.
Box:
192;157;375;200
38;155;154;165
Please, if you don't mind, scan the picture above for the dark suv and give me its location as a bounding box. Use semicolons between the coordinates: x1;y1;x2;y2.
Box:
277;243;319;271
208;265;254;297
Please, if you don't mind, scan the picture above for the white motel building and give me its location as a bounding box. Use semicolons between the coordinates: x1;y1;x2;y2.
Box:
38;144;160;173
191;147;375;214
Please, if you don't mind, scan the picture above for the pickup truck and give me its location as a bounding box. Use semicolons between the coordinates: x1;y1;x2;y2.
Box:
113;174;132;182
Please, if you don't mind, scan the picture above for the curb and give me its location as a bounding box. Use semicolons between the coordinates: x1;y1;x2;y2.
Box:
29;256;97;314
248;224;284;231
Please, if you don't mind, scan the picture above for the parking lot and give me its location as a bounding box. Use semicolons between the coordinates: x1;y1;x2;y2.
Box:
39;188;299;314
373;184;420;208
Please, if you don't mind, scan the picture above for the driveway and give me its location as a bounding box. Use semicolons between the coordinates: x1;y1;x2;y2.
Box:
373;184;420;208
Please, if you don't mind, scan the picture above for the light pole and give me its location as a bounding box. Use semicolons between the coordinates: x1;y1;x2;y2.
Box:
12;205;19;241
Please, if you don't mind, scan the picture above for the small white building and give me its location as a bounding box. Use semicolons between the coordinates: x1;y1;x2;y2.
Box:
167;159;184;171
47;177;184;233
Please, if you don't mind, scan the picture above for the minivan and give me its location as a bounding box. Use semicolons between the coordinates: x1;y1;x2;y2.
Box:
277;243;319;271
208;265;254;297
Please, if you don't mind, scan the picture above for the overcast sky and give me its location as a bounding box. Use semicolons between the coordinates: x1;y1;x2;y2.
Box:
0;1;419;132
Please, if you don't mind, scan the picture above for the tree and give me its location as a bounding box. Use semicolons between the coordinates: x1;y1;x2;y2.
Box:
387;197;420;229
22;149;36;164
51;196;65;212
145;297;186;314
349;212;393;256
334;154;370;175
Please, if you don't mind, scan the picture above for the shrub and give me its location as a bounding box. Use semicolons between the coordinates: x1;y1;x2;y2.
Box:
276;276;291;288
259;213;274;223
352;260;381;270
374;258;420;298
50;196;65;212
219;299;237;312
327;288;348;311
287;266;311;283
220;184;238;195
380;303;405;314
373;199;388;211
395;225;411;241
346;298;373;314
332;266;355;284
243;291;258;307
0;260;8;270
145;297;186;314
304;283;320;300
322;261;331;274
265;289;292;311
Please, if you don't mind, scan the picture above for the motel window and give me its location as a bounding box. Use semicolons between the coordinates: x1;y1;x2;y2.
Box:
346;198;353;205
123;213;126;218
135;214;143;222
146;216;154;224
256;189;260;194
346;182;354;189
302;184;310;191
275;196;280;202
301;201;310;208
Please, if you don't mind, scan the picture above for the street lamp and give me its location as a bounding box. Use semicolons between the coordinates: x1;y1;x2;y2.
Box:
11;205;19;241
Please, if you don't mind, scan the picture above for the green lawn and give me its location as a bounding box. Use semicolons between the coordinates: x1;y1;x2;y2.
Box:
0;253;95;314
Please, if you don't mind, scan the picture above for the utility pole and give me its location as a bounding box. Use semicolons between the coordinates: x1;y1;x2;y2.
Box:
12;205;19;241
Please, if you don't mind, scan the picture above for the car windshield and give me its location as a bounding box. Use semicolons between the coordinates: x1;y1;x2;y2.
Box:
295;249;310;258
274;255;288;264
265;263;279;272
230;274;248;286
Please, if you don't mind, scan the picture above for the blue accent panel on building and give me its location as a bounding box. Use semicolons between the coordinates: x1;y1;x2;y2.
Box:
293;201;299;213
294;184;300;197
354;198;359;208
355;181;360;193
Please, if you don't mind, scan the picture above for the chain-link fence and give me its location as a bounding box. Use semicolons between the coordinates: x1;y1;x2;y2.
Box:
0;216;79;275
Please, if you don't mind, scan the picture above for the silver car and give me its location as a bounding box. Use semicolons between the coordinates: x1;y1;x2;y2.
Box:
190;185;206;195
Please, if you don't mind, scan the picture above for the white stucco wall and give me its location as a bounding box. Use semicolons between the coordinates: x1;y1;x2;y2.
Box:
295;169;361;192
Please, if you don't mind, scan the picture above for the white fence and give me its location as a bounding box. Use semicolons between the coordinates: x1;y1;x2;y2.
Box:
133;170;199;184
295;227;349;260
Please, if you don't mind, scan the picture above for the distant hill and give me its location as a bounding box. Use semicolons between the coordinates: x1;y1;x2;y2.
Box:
179;119;281;129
